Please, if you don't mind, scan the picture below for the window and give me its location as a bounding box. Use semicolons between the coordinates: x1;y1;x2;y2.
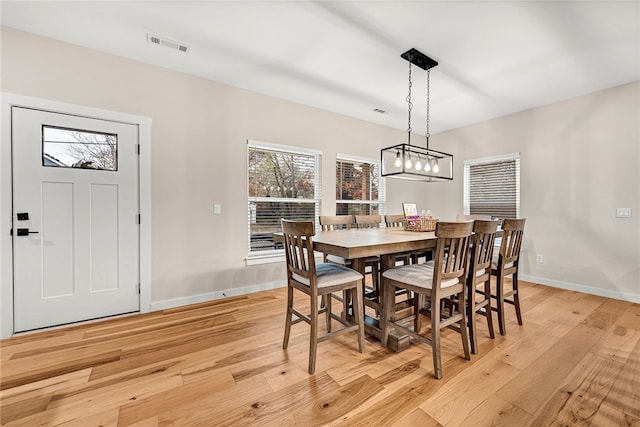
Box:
464;153;520;219
42;125;117;171
247;141;321;263
336;154;385;216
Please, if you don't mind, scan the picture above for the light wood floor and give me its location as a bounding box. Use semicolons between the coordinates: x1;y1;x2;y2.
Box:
1;280;639;426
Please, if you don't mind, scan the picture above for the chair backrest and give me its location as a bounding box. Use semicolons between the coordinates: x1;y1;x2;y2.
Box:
456;214;492;222
469;220;499;280
499;218;526;267
319;215;354;231
384;214;405;228
355;215;382;228
281;219;317;288
432;221;474;292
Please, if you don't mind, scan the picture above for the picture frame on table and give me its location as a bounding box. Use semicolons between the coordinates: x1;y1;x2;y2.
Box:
402;203;417;218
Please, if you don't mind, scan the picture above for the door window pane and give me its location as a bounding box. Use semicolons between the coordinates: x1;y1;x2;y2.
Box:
42;125;117;171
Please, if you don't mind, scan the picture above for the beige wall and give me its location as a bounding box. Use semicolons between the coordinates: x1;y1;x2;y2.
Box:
2;27;638;306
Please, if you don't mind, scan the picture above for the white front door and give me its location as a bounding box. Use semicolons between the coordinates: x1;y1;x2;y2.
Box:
12;107;140;332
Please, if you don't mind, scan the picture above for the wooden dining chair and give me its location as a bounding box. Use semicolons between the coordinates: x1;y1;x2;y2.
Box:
384;214;405;228
381;221;473;379
384;215;411;265
319;215;354;265
281;219;365;374
354;214;382;228
353;215;382;290
466;219;499;354
319;215;379;287
456;214;492;222
491;218;526;336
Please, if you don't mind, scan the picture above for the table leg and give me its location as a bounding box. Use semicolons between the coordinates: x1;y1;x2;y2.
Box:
348;255;410;352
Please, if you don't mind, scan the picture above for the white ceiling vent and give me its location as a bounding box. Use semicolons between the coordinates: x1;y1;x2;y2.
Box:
146;33;189;53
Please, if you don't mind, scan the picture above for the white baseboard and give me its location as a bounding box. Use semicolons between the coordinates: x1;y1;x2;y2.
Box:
520;274;640;303
149;280;286;312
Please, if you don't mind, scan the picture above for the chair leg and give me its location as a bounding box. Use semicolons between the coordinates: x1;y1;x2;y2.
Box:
431;296;443;379
283;285;293;349
381;278;394;347
484;279;495;339
497;272;507;336
353;281;365;353
414;293;423;333
467;280;478;355
325;292;333;333
458;289;471;361
513;273;523;326
372;262;380;291
308;292;318;374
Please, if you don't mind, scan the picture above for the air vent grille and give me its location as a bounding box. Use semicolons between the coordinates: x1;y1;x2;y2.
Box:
146;33;189;53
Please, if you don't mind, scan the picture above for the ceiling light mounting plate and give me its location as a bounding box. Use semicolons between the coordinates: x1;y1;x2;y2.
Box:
400;48;438;71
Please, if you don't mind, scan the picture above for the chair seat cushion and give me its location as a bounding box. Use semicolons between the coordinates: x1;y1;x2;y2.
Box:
382;264;459;289
293;263;363;288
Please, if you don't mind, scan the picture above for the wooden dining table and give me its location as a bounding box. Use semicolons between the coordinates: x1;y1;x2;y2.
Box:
274;227;440;351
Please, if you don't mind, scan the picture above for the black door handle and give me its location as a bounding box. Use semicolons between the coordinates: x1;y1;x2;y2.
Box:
16;228;39;236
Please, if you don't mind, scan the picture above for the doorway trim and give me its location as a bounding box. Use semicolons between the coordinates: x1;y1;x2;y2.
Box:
1;93;152;339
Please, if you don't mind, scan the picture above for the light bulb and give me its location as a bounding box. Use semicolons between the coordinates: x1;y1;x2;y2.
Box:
432;160;440;174
424;158;431;172
415;156;422;171
405;154;412;169
394;150;402;168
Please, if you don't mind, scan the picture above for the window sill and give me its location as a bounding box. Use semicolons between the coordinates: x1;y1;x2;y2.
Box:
246;250;286;266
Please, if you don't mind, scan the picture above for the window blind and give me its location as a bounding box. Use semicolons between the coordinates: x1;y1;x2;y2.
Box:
247;141;321;255
464;154;520;219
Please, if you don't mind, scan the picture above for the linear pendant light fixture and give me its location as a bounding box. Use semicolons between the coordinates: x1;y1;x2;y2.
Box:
381;48;453;181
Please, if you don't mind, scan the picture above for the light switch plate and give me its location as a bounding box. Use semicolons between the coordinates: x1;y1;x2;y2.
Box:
616;208;631;218
214;204;221;215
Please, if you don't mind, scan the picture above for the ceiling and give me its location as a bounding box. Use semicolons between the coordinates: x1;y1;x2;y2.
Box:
2;1;639;135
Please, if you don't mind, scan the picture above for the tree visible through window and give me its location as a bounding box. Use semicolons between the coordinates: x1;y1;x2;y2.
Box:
42;125;117;171
247;142;321;254
464;154;520;219
336;156;385;216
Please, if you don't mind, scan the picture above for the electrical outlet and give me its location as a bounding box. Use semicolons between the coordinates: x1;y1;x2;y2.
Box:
214;204;221;215
616;208;632;218
536;254;544;264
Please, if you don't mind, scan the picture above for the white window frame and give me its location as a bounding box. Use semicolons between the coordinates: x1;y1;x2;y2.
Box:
336;153;386;219
246;140;322;266
463;152;521;218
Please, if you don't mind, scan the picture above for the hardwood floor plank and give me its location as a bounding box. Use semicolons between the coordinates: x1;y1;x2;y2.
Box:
1;347;122;390
591;402;640;427
216;374;383;426
600;334;640;419
0;393;53;425
530;352;625;425
459;395;533;426
391;408;442;426
420;355;520;426
494;323;605;415
56;408;120;427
